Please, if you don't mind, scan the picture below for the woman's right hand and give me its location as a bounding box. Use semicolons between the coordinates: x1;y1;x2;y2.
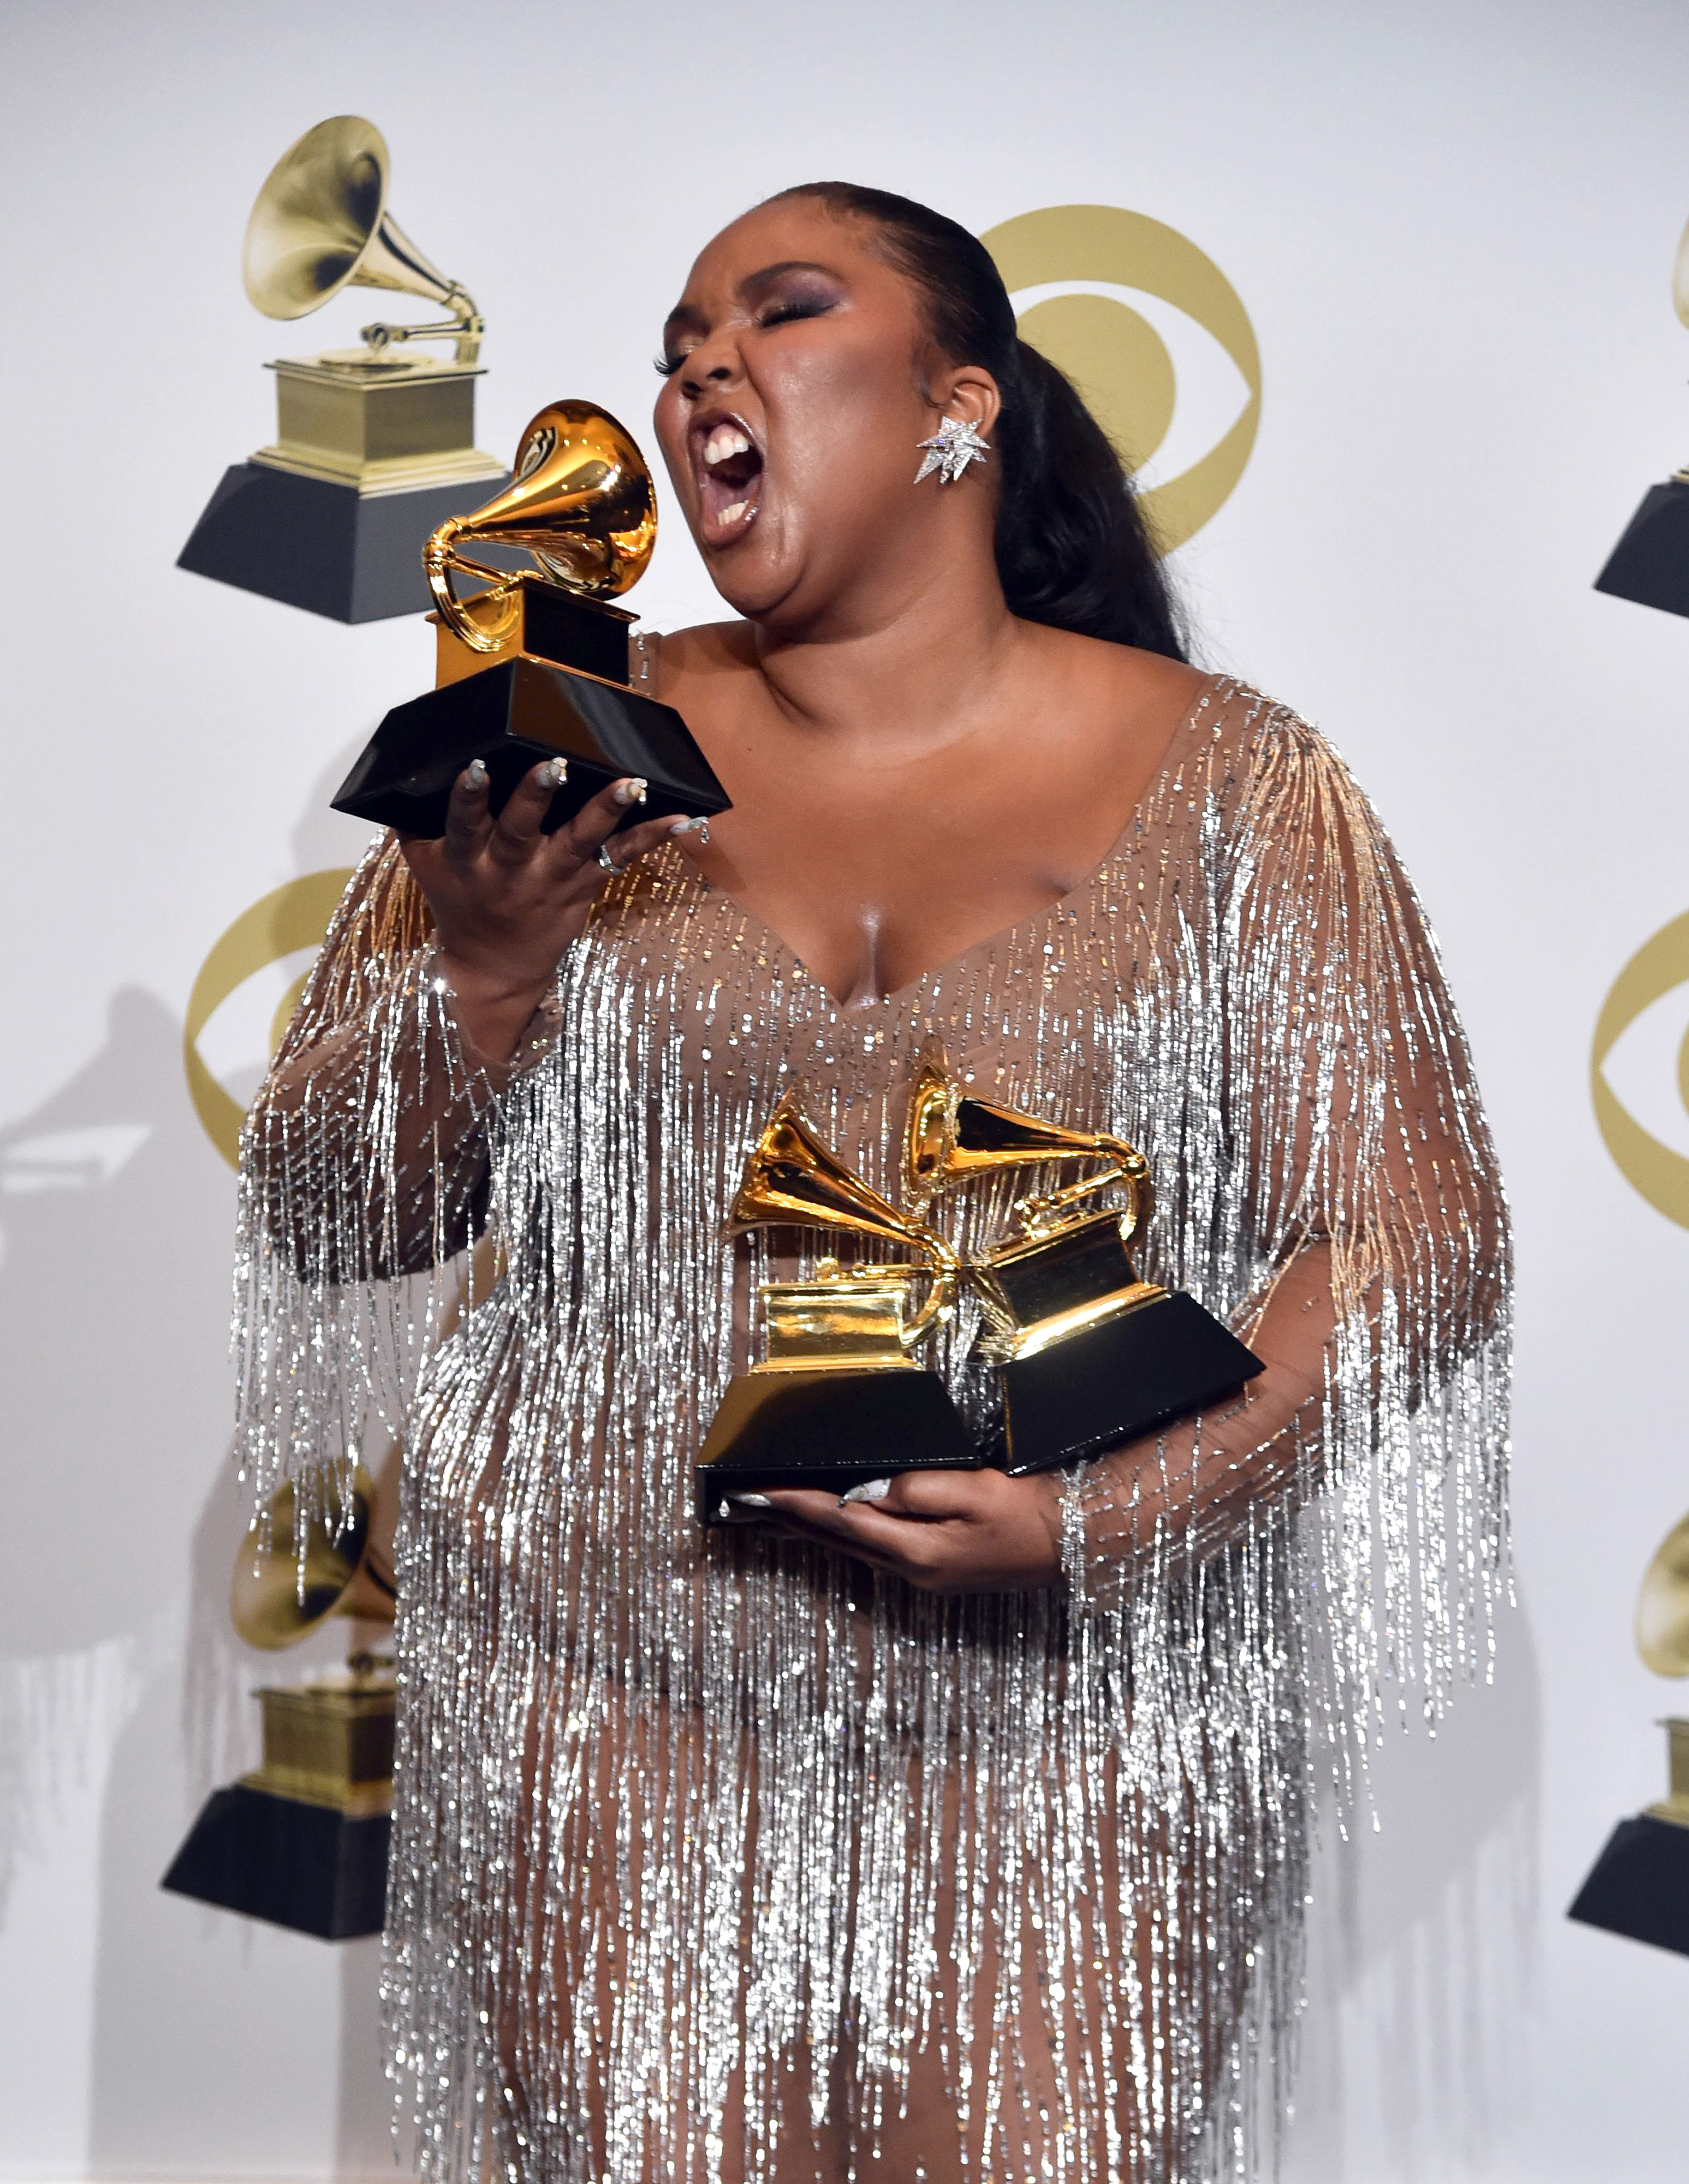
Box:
399;759;704;1065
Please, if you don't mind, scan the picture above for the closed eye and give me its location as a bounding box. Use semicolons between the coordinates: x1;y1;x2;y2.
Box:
757;298;832;331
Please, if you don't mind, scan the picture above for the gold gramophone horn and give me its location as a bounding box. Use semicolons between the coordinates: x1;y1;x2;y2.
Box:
728;1096;958;1344
230;1467;397;1652
424;401;659;652
242;115;482;363
1637;1508;1689;1677
905;1054;1153;1244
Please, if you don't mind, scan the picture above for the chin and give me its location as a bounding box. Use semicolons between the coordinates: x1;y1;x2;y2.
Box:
701;525;808;626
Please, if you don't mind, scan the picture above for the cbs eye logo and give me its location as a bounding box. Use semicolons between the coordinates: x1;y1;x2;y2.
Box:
982;204;1261;553
1592;907;1689;1229
183;870;353;1167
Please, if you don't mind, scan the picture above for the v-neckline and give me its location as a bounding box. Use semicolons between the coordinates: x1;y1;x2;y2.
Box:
667;672;1226;1019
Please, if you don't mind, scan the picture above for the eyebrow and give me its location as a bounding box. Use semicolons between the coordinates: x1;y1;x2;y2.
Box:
661;260;844;343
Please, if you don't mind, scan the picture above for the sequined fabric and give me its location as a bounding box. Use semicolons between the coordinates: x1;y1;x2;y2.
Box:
234;674;1510;2184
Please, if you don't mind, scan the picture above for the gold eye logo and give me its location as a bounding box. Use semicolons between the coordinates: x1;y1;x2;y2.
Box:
1591;907;1689;1229
981;204;1261;554
183;870;354;1167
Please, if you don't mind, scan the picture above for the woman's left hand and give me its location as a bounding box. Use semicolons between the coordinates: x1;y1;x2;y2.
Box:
728;1468;1067;1593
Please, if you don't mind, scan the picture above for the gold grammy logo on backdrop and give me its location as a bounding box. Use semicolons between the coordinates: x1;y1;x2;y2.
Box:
983;205;1260;552
1591;907;1689;1228
184;872;354;1167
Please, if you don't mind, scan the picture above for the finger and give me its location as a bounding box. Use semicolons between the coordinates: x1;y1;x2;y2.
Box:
443;758;492;858
873;1469;992;1519
488;757;568;860
550;776;652;863
758;1492;955;1582
600;814;705;870
712;1492;772;1524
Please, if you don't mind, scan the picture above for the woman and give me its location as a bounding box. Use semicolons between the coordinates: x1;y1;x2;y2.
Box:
238;183;1510;2183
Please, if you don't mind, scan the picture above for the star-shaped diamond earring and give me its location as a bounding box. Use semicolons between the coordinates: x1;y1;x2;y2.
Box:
914;414;990;486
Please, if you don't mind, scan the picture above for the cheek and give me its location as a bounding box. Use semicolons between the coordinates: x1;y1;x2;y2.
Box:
763;346;922;514
651;383;692;498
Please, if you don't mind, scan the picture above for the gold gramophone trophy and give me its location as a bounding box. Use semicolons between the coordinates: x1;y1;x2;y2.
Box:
161;1467;400;1940
1594;212;1689;619
694;1097;979;1523
1568;1505;1689;1957
177;114;509;623
908;1057;1263;1474
331;399;729;839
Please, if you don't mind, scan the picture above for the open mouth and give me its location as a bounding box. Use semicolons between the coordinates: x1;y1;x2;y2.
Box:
692;414;764;546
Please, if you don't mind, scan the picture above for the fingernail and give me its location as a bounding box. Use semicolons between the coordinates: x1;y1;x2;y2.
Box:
839;1477;891;1505
614;777;649;807
725;1492;771;1509
536;757;568;790
669;815;704;836
462;758;489;789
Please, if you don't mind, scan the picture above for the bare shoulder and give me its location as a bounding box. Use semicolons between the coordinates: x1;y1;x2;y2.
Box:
1018;619;1210;737
643;619;759;698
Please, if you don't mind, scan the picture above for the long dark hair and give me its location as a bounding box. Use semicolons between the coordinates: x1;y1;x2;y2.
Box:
771;181;1187;662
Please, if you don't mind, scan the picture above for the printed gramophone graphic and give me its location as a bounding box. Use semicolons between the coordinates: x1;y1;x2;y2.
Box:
696;1057;1263;1521
1594;212;1689;620
163;1465;400;1940
330;396;730;840
177;114;508;622
1568;1506;1689;1957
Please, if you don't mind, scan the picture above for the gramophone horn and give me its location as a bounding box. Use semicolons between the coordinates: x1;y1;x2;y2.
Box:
729;1097;958;1346
905;1060;1154;1244
1637;1508;1689;1677
230;1467;396;1651
424;401;659;649
242;114;481;359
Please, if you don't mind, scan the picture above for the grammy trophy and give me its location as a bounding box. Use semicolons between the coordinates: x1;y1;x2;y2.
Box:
908;1054;1264;1474
331;400;730;841
694;1097;979;1523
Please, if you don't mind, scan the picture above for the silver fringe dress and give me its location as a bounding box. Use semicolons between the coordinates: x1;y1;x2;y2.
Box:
235;674;1510;2184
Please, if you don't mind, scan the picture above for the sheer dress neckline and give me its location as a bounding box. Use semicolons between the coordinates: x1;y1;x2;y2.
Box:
657;668;1226;1015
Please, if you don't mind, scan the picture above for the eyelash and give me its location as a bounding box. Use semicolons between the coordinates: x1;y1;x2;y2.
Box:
652;299;831;377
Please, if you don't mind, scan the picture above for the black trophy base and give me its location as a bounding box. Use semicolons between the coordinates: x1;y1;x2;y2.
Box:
1567;1813;1689;1958
177;461;510;624
996;1290;1264;1474
160;1782;389;1940
695;1369;981;1525
333;657;733;839
1594;478;1689;619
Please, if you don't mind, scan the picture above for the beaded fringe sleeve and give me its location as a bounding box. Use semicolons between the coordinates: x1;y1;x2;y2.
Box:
234;680;1510;2184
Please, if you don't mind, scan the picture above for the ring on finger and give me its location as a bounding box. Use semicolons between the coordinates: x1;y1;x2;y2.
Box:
596;843;620;873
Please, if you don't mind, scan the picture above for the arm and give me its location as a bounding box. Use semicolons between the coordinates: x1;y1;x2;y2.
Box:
248;762;695;1281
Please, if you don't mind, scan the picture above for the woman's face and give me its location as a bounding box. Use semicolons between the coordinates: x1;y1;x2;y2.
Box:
652;197;995;631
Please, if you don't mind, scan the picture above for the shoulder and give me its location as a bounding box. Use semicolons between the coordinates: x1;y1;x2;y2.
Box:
637;618;758;698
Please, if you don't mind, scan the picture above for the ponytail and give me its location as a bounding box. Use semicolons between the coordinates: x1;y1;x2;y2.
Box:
771;182;1188;663
994;339;1185;657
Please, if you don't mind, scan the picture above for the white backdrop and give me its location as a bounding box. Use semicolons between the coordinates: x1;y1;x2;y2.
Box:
3;2;1688;2176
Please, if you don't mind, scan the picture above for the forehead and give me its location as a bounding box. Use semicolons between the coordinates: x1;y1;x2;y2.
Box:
675;197;897;303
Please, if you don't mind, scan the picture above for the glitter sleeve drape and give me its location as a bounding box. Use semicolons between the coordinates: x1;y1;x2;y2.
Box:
234;675;1509;2184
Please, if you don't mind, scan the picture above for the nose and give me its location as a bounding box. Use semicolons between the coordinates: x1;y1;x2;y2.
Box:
680;323;743;398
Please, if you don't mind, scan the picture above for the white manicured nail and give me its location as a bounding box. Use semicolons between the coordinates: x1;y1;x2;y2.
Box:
840;1477;891;1505
614;777;649;806
536;757;568;790
461;758;489;789
669;816;702;836
727;1491;771;1508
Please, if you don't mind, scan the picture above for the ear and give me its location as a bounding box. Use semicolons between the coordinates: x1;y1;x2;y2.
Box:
927;363;1002;443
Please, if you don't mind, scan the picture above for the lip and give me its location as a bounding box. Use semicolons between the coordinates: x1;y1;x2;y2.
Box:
688;406;764;549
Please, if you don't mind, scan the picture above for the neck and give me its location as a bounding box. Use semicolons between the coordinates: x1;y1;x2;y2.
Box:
750;548;1025;758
